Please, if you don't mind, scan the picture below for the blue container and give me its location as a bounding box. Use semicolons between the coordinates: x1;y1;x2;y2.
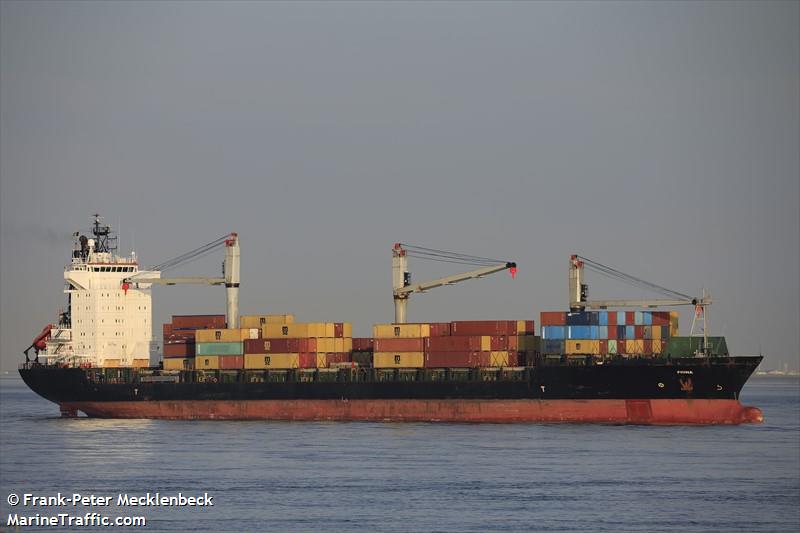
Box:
643;312;652;326
617;325;626;339
590;326;600;340
634;311;643;325
626;325;636;339
566;312;590;326
588;312;599;326
541;339;565;354
599;326;608;339
662;325;670;339
542;326;566;340
568;325;592;339
599;311;608;326
617;311;626;325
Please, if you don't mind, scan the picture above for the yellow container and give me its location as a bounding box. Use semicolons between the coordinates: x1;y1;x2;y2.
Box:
240;314;295;328
481;336;491;351
373;324;431;338
566;340;599;354
195;355;220;370
669;311;680;336
652;340;663;354
490;351;509;367
373;352;425;368
343;323;353;338
244;353;299;369
163;358;193;370
132;358;150;368
315;338;337;353
343;338;353;352
262;323;309;338
195;328;250;343
652;325;662;340
103;359;121;368
625;340;645;354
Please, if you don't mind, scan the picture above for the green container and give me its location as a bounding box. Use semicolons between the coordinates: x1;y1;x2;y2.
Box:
664;336;729;357
196;342;243;356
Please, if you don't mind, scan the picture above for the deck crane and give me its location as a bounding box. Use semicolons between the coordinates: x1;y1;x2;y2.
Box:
568;254;712;352
122;233;240;327
392;243;517;323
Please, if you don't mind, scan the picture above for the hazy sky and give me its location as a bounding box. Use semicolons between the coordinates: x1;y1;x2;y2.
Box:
1;1;797;373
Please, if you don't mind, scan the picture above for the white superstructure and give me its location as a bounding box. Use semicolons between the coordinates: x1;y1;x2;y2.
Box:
42;216;159;367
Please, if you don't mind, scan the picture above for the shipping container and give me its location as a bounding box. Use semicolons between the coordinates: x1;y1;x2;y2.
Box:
566;312;590;326
374;337;425;352
132;359;150;368
103;359;120;367
652;311;669;326
450;320;517;336
245;338;316;354
643;326;652;340
352;338;374;351
669;311;680;336
664;336;728;357
608;339;618;354
240;314;296;328
566;340;600;355
607;311;617;326
196;342;243;356
598;326;608;339
626;325;636;339
617;311;626;325
424;336;487;352
607;325;617;340
424;351;489;368
373;324;431;338
541;326;566;340
625;339;645;355
599;340;608;355
517;335;539;352
428;322;452;337
540;311;567;326
299;353;316;369
196;328;253;343
195;356;219;370
262;323;309;338
163;323;173;337
652;339;663;354
516;320;536;335
489;351;509;367
218;355;244;369
568;325;593;339
373;352;424;368
652;325;661;340
625;311;635;324
244;353;300;370
172;315;226;329
164;342;195;358
540;339;565;354
163;357;193;371
642;340;652;354
316;352;351;368
635;325;644;339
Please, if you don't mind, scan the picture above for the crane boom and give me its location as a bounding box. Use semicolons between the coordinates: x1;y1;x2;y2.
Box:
124;233;240;327
391;243;516;323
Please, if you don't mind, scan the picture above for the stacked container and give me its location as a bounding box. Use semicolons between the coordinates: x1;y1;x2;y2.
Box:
195;328;259;370
540;310;677;357
372;320;535;369
244;320;353;369
162;315;226;371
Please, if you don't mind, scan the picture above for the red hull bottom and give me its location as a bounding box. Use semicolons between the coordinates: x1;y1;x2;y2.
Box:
60;399;764;424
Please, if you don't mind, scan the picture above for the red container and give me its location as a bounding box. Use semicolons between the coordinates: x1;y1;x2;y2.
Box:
450;321;516;336
540;312;567;326
218;355;244;369
425;336;483;352
334;323;344;338
374;338;425;352
325;352;351;366
635;326;644;339
299;353;316;369
165;331;197;342
507;352;519;366
424;351;490;368
172;315;226;329
518;320;536;334
163;323;173;337
352;338;374;351
599;340;608;355
490;336;509;351
507;336;519;351
625;312;635;325
164;342;195;358
606;326;617;340
428;323;452;337
652;312;669;326
607;312;617;326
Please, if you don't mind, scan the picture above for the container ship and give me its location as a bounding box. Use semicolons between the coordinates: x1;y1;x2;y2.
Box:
19;216;763;424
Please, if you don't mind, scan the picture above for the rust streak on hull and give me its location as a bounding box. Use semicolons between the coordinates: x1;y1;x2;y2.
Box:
61;399;764;425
